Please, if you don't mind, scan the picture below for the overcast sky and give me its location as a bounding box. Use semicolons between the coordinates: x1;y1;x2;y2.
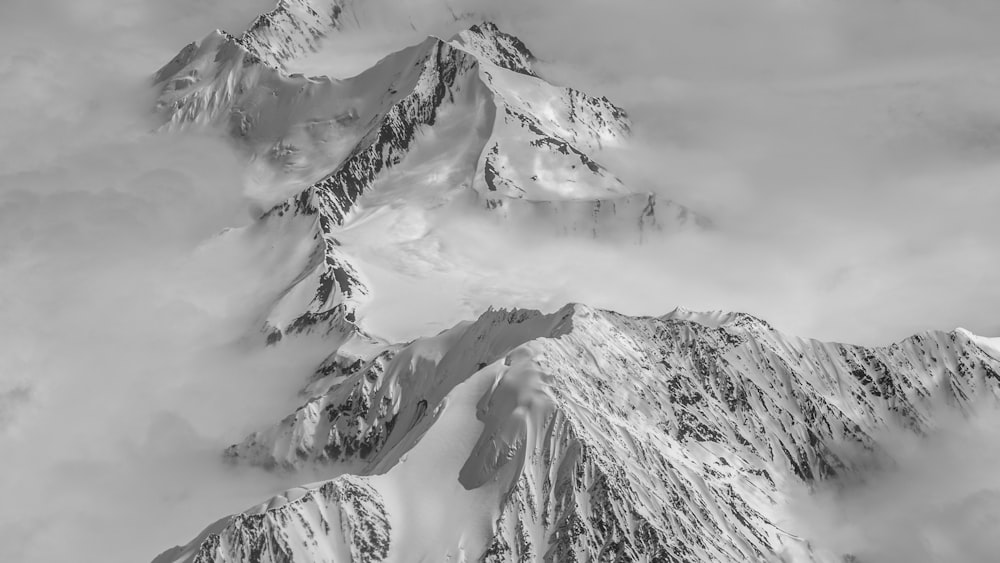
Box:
2;0;1000;561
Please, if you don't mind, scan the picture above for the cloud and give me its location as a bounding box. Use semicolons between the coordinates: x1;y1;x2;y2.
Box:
0;386;32;431
0;1;334;562
0;103;332;563
785;408;1000;562
486;0;1000;344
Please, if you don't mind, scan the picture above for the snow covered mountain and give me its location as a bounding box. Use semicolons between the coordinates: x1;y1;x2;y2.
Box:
153;11;703;339
156;304;1000;563
153;18;690;225
148;2;1000;562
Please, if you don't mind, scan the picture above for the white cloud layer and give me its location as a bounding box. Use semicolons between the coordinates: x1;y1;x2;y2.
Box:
0;1;327;561
785;407;1000;563
499;0;1000;345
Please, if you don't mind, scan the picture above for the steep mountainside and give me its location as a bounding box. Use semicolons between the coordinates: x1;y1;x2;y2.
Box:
153;15;703;338
156;304;1000;563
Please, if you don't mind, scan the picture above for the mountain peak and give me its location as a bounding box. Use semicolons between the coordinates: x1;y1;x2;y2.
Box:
449;21;537;76
662;306;772;330
238;0;352;69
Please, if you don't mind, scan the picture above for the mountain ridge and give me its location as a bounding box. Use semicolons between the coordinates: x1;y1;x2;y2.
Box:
153;15;703;340
156;302;1000;562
